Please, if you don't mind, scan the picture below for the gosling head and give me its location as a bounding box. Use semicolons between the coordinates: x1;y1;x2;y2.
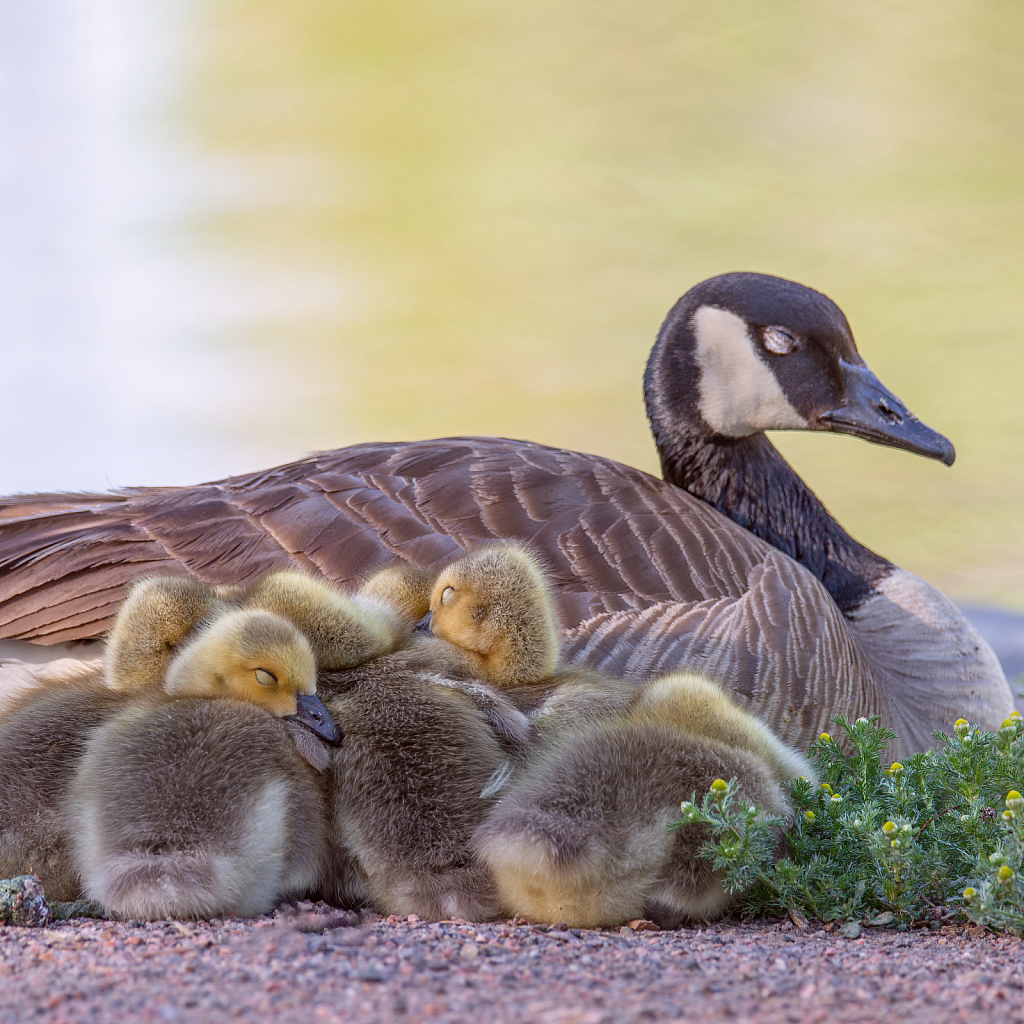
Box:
163;608;340;743
646;271;955;465
427;543;561;687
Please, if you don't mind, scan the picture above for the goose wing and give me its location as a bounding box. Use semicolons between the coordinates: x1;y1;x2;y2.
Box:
0;437;882;744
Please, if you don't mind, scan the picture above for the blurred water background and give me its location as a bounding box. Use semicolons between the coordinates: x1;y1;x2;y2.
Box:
1;1;1022;643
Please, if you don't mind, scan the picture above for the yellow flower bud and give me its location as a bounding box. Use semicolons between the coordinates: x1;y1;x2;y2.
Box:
804;811;816;823
1007;791;1023;813
882;821;897;834
1003;809;1015;822
1011;711;1023;721
998;865;1014;886
962;887;977;902
1001;718;1018;731
888;762;903;774
855;717;869;726
821;783;833;795
830;794;843;804
954;719;970;737
710;779;728;794
819;732;832;743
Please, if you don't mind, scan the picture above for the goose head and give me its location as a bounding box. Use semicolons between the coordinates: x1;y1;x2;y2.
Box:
645;272;955;466
163;608;341;743
427;543;561;687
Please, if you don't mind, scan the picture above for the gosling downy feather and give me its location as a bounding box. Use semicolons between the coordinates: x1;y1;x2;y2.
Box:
473;717;792;928
0;273;1010;754
426;543;561;687
105;575;220;693
630;671;816;786
0;684;125;899
226;569;410;670
317;652;513;922
70;698;329;920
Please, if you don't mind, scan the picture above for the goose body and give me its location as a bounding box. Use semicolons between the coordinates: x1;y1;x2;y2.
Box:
0;273;1010;754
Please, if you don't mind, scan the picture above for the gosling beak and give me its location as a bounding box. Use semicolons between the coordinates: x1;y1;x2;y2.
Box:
817;361;956;466
414;612;433;635
286;693;342;745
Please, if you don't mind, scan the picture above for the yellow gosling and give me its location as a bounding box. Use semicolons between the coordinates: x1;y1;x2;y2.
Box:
427;543;560;687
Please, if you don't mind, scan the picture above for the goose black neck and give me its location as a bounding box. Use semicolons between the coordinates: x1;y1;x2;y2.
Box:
651;421;891;615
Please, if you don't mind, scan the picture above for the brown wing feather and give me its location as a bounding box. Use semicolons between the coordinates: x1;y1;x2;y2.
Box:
0;437;876;747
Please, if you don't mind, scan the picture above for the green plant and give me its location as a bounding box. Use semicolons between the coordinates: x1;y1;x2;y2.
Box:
671;712;1024;932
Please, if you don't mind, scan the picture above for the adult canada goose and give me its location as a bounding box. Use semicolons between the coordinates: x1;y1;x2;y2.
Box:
0;273;1010;754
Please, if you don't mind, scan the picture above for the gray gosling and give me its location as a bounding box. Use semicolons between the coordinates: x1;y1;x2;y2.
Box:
0;584;340;904
471;669;814;928
473;712;799;928
69;698;329;920
317;655;509;922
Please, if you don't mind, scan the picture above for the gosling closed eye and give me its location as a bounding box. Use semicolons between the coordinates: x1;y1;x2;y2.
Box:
254;669;278;687
440;586;456;606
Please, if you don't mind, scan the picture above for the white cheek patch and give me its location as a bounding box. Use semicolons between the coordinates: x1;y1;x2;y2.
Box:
692;306;808;437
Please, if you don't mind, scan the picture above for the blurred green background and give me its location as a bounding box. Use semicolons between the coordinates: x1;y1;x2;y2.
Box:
183;0;1023;608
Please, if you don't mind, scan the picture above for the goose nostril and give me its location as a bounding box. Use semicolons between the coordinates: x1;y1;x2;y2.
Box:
877;401;903;425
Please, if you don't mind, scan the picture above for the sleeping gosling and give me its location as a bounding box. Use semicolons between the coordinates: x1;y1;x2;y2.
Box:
0;604;338;898
229;568;412;670
473;687;810;928
425;543;560;686
70;698;330;920
420;543;637;731
315;653;516;922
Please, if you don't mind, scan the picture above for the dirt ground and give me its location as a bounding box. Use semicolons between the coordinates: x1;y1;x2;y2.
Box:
3;907;1023;1024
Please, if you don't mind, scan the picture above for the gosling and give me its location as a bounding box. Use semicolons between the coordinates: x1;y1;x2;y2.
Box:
70;697;329;920
474;684;811;929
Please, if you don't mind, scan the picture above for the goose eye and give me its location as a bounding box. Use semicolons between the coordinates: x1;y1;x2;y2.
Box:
762;326;798;355
440;586;456;606
254;668;278;688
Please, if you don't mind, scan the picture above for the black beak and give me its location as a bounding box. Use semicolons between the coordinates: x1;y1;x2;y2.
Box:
818;361;956;466
286;693;342;745
414;612;433;635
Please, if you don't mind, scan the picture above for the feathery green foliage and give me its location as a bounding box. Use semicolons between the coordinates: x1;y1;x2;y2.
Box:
672;712;1024;932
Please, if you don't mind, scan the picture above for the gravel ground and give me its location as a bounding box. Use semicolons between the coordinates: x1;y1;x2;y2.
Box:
3;908;1023;1024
